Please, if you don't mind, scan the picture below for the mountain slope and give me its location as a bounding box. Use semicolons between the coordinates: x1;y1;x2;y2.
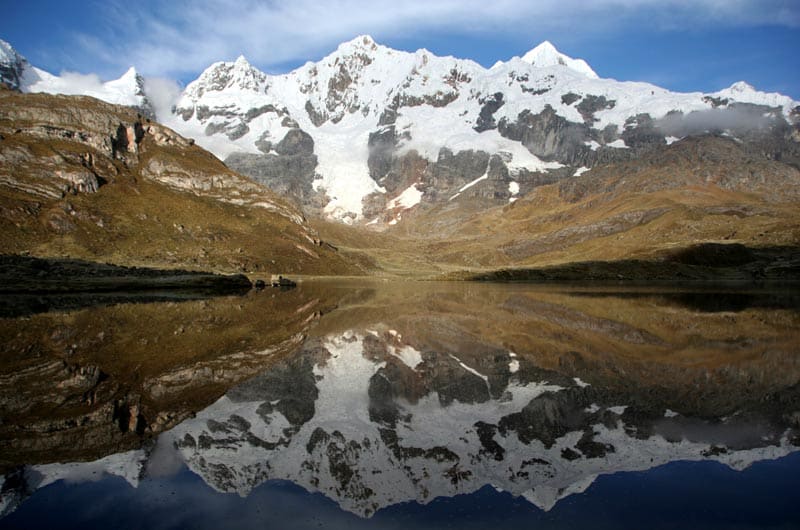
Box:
0;88;363;275
305;134;800;277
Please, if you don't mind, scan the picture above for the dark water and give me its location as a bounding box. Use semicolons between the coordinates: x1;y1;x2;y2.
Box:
1;281;799;529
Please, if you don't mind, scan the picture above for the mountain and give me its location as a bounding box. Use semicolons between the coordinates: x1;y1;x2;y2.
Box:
2;36;799;277
0;39;153;117
0;87;361;275
162;35;799;225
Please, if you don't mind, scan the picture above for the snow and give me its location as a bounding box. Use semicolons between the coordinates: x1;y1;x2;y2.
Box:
449;354;490;389
714;81;798;115
508;181;519;195
520;41;599;79
387;184;423;210
313;117;384;220
665;136;680;145
573;377;590;388
0;39;22;65
23;65;147;108
608;405;628;415
607;139;629;149
664;409;679;418
314;334;386;428
34;449;146;490
156;35;798;222
457;174;487;193
573;166;590;177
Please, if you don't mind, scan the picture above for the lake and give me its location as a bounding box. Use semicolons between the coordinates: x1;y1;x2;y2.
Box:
1;280;799;529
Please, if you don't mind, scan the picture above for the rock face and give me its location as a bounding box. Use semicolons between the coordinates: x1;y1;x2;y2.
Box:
225;128;328;213
0;40;27;91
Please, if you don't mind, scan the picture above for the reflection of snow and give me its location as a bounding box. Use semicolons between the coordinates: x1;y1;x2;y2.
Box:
6;327;796;519
165;330;797;516
574;377;590;388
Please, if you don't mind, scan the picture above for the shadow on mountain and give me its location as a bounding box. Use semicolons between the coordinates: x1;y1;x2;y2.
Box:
465;244;800;284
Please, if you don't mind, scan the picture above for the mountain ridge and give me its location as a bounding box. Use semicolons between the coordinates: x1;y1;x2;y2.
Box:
4;36;796;226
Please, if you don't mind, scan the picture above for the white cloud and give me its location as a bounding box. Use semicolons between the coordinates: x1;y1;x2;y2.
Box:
77;0;799;78
143;76;183;121
43;71;107;95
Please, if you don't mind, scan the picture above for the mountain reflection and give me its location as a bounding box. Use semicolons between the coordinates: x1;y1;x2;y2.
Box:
1;281;799;519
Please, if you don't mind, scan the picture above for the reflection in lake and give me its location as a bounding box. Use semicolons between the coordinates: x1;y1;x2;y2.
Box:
1;281;799;528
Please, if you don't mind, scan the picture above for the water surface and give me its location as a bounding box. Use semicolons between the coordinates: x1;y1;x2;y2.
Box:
1;281;799;528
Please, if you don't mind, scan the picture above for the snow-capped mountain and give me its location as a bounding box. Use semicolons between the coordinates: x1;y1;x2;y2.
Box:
0;39;152;116
166;35;799;223
3;36;798;224
517;40;598;78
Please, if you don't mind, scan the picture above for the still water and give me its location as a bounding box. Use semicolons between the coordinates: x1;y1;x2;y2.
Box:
1;280;799;529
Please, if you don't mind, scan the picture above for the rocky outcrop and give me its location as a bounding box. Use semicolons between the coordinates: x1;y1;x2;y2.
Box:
225;128;327;213
0;90;308;224
559;135;800;203
474;92;505;132
499;106;591;164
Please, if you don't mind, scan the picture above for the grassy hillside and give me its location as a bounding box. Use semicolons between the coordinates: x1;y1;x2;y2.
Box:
0;89;366;276
317;136;800;278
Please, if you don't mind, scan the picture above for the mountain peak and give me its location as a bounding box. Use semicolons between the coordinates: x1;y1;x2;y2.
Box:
0;38;22;63
529;40;558;54
336;34;379;55
520;40;598;79
186;53;267;97
727;80;756;93
349;34;376;47
119;66;139;81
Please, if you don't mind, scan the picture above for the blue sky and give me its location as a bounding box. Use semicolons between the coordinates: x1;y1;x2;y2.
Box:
2;0;799;98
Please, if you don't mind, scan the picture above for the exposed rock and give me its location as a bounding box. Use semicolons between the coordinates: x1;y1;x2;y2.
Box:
498;106;590;164
621;113;665;149
560;92;581;106
275;128;315;156
474;92;505;132
224;150;320;211
576;95;616;124
423;148;490;202
367;125;397;181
